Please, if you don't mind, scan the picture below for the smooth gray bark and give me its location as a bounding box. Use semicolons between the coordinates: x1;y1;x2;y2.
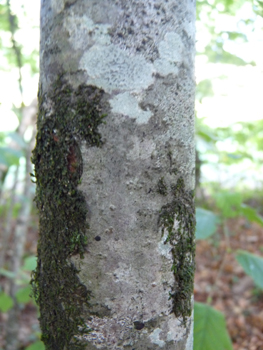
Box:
39;0;195;349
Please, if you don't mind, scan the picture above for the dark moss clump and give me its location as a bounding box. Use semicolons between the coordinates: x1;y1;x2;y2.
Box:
31;74;106;349
157;177;168;196
159;177;195;325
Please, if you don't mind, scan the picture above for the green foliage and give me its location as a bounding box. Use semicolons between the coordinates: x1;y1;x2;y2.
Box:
194;302;233;350
214;191;243;218
0;146;23;166
212;191;263;224
197;0;247;16
0;4;9;32
240;205;263;226
0;255;38;306
0;268;16;279
196;0;257;70
22;255;37;271
8;131;27;148
196;79;214;102
196;118;262;169
25;341;45;350
23;49;39;75
12;202;22;219
196;118;218;150
16;285;32;303
231;120;263;161
204;43;250;66
195;191;263;350
253;0;263;16
196;208;219;240
0;291;14;312
0;131;26;181
236;250;263;289
0;2;38;73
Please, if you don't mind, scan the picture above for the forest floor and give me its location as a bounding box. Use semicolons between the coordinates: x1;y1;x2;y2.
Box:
195;217;263;350
1;215;263;349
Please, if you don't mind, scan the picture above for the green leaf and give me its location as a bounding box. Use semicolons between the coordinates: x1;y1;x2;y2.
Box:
22;256;37;271
196;208;219;240
0;292;14;312
25;341;45;350
194;302;233;350
236;250;263;289
0;147;23;166
7;132;26;148
0;268;16;279
204;42;253;66
196;79;214;101
15;285;32;304
226;31;247;42
0;4;9;32
240;205;263;226
214;191;242;218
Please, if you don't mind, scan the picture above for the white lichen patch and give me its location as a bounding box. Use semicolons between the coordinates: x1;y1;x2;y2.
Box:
64;14;111;50
82;315;134;349
167;316;189;342
158;231;173;260
110;92;152;124
158;219;180;259
80;44;154;93
112;262;132;282
154;32;184;76
167;331;174;342
79;32;183;93
149;328;165;348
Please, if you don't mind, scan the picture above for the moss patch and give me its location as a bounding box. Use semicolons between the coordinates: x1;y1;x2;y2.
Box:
31;74;106;349
157;177;168;196
159;177;195;325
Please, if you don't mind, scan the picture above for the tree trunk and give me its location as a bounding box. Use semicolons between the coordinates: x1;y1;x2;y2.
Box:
32;1;196;349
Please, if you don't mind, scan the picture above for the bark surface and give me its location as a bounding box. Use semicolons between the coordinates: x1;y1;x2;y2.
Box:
35;0;196;349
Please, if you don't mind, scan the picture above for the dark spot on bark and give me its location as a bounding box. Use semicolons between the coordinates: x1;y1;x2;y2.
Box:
134;321;145;330
95;236;101;241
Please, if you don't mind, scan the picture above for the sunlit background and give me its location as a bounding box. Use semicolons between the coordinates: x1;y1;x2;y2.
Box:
0;1;263;349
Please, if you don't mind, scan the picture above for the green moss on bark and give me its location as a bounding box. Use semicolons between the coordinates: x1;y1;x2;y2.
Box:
157;177;168;196
31;74;107;349
159;177;195;325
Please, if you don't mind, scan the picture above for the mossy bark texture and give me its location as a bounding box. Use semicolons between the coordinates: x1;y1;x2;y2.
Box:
33;1;196;349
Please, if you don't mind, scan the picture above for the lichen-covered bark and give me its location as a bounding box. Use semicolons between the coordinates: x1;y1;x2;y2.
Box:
35;0;196;349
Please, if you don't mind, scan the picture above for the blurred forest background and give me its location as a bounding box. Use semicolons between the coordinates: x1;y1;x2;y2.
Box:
0;0;263;349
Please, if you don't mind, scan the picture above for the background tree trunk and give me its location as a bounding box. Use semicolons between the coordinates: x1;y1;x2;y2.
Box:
32;0;196;349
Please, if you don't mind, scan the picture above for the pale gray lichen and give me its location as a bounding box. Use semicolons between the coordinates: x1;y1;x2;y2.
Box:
158;231;173;260
149;328;165;348
80;44;154;93
80;33;184;94
154;32;184;76
64;14;111;50
110;92;152;124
